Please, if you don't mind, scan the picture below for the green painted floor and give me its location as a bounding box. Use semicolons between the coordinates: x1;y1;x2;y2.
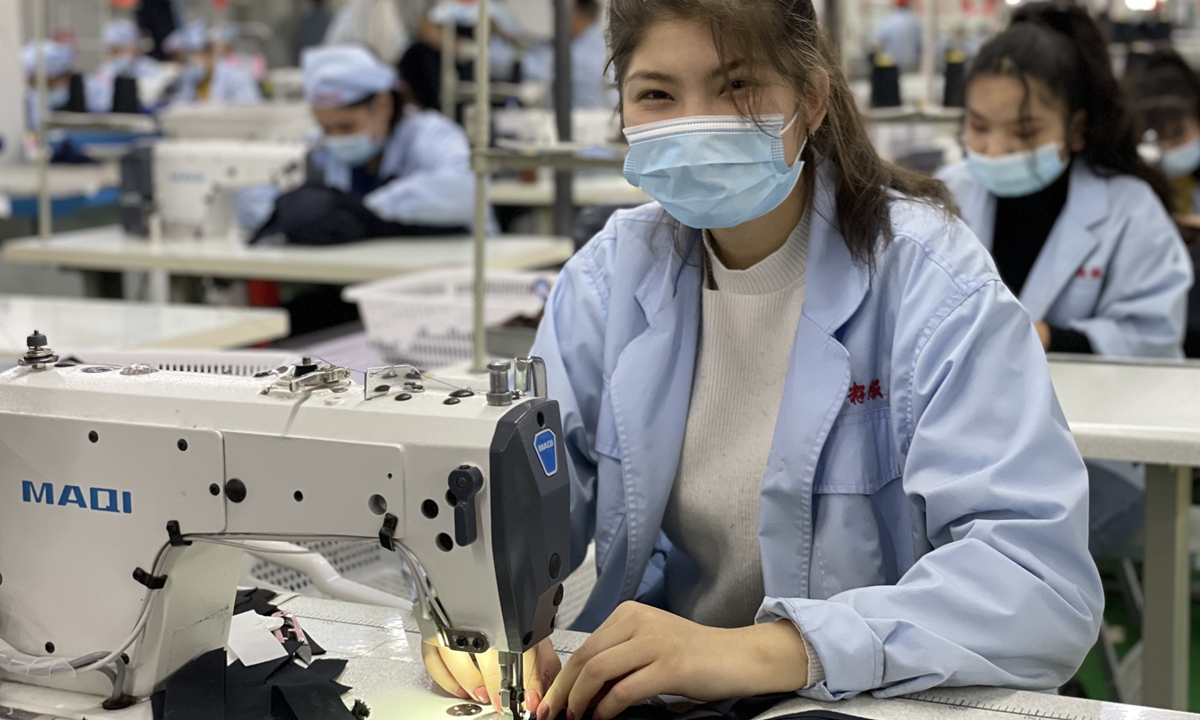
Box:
1072;566;1200;710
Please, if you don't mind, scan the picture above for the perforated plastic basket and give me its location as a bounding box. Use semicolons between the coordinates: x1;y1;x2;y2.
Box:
342;270;555;370
63;349;299;377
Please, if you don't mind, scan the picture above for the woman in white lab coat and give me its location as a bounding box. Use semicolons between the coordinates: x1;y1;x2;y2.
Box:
936;1;1192;554
168;20;261;104
1126;48;1200;357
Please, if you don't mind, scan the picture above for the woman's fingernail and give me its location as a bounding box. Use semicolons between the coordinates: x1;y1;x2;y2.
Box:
528;689;542;708
493;693;503;713
567;710;577;720
536;705;549;720
454;687;470;700
472;686;488;703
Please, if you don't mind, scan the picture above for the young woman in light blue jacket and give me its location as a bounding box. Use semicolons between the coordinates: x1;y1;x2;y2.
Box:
937;3;1192;557
422;0;1103;716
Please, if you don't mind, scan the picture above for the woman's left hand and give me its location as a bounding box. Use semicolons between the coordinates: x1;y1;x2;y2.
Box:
533;602;810;720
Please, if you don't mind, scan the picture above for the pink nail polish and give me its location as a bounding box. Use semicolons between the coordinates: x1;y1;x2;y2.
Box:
455;687;470;700
528;689;542;708
567;710;577;720
472;686;488;703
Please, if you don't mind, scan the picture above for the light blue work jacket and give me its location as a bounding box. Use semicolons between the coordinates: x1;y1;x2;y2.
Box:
85;56;162;113
532;160;1104;699
937;159;1191;358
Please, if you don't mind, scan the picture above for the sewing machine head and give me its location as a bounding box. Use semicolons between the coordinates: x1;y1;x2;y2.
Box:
153;139;305;239
0;335;568;718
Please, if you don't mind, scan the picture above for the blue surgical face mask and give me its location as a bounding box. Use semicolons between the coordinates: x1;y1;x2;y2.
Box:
181;60;207;84
1160;138;1200;179
623;114;805;229
325;131;386;167
109;55;134;76
47;86;69;110
965;141;1069;198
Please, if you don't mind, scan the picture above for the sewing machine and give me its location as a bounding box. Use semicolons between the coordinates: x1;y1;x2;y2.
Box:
158;102;316;143
140;139;306;240
0;332;568;719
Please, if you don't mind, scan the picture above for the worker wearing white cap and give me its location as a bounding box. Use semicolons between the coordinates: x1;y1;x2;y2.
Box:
239;44;482;235
85;19;163;112
170;19;261;104
20;41;77;129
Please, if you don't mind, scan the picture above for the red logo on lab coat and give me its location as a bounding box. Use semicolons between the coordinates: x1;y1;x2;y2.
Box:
1076;267;1103;279
849;379;887;405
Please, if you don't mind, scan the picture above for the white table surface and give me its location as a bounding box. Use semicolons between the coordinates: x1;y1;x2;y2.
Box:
3;226;574;285
0;295;288;357
2;595;1194;720
1049;357;1200;466
490;174;649;208
0;162;120;197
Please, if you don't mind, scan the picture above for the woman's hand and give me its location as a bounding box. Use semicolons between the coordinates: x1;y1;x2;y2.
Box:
534;602;810;720
422;638;561;714
1035;321;1052;350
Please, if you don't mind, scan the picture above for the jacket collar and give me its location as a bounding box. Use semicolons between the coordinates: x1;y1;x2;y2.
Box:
1017;160;1107;319
633;156;872;337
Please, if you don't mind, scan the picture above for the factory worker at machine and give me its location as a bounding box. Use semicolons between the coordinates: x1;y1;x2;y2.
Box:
21;41;79;130
170;19;262;104
85;19;162;113
243;45;480;244
937;2;1191;555
1126;48;1200;357
423;0;1103;715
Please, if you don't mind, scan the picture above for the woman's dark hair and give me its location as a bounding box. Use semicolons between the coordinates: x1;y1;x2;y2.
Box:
1124;48;1200;145
345;89;404;128
606;0;954;265
967;1;1173;208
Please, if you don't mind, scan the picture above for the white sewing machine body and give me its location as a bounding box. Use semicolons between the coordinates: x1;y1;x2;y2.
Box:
152;140;306;239
158;102;316;143
0;353;567;711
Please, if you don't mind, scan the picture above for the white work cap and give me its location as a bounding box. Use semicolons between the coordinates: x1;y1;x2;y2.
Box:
302;45;397;108
103;19;140;49
20;41;75;79
169;19;210;53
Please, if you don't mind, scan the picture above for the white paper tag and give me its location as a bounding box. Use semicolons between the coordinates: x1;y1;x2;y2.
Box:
227;612;288;667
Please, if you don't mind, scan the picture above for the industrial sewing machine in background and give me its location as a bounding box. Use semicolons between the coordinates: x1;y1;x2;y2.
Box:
120;139;306;241
0;332;568;719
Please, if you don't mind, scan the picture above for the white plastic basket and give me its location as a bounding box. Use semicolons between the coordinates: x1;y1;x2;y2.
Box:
342;269;555;370
63;349;300;377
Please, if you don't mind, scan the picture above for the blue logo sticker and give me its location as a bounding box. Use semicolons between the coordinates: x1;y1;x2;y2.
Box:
534;429;557;477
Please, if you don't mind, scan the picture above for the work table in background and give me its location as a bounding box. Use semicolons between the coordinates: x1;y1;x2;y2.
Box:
3;226;574;286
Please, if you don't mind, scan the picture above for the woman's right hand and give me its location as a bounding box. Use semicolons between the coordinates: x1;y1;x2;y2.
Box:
422;638;561;714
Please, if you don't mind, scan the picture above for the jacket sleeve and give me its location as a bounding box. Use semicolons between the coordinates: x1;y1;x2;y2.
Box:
1069;191;1192;358
529;232;615;574
758;280;1103;699
362;119;477;228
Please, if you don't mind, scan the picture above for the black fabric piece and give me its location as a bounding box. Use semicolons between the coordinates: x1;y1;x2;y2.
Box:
227;657;291;687
308;659;348;682
112;76;141;113
274;683;358;720
250;184;468;246
50;138;98;165
1049;326;1095;354
234;587;281;616
283;285;361;338
991;161;1072;297
162;649;226;720
137;0;177;60
152;624;354;720
65;74;87;112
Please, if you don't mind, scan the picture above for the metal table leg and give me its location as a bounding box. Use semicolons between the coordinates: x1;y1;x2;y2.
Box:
1142;463;1191;710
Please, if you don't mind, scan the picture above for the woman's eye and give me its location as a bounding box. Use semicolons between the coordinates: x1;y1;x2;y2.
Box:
723;78;754;94
638;90;671;101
